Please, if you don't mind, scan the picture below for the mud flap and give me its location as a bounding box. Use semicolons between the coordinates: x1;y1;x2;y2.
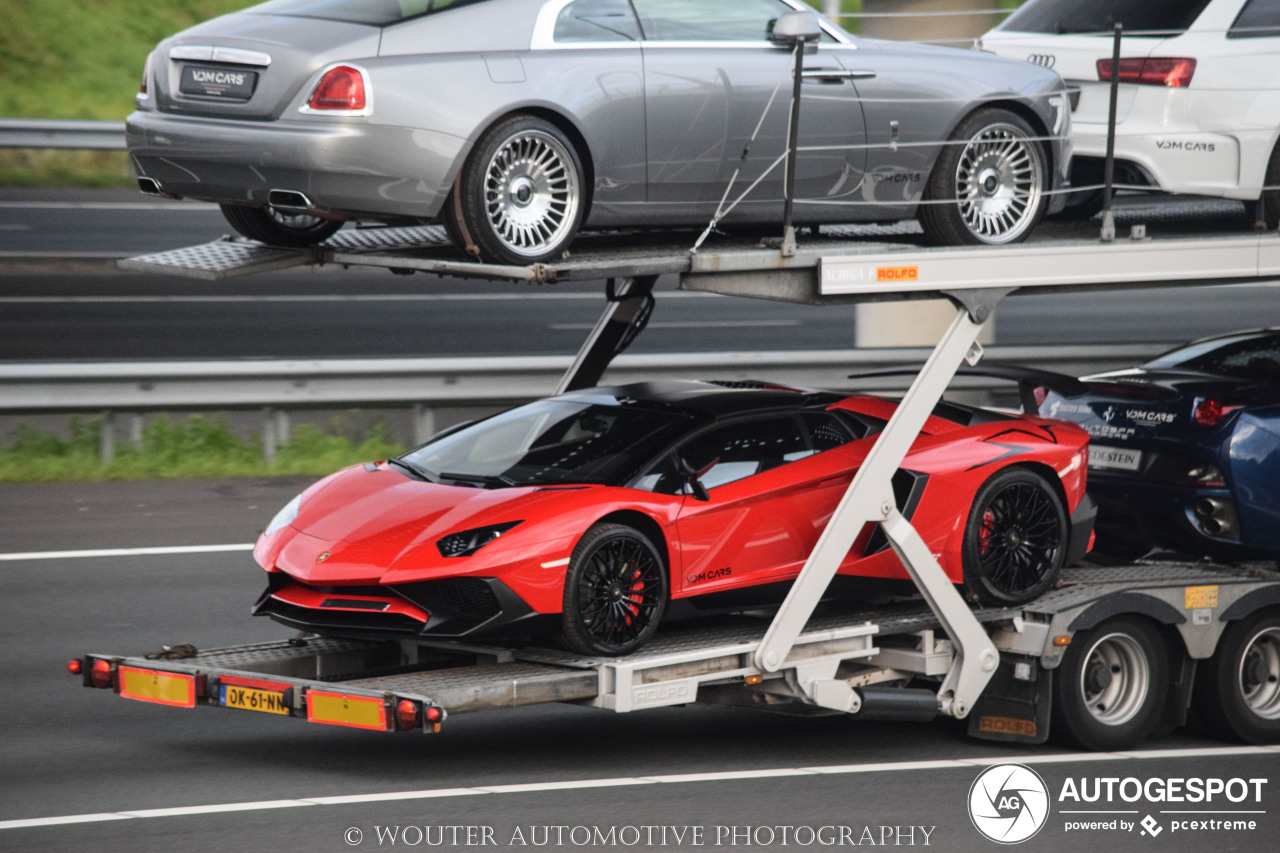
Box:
967;654;1051;744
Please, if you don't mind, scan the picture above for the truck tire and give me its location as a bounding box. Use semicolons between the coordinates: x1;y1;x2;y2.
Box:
962;467;1067;605
1052;617;1169;751
1192;609;1280;744
559;523;667;656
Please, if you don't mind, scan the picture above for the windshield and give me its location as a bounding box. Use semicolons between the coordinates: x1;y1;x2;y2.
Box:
1144;332;1280;379
400;399;691;487
248;0;486;26
1000;0;1213;36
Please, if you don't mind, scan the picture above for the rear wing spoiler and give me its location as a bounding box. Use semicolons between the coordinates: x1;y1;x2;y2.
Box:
848;364;1090;414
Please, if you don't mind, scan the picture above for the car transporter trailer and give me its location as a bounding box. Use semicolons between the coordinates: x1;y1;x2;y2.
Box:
72;218;1280;750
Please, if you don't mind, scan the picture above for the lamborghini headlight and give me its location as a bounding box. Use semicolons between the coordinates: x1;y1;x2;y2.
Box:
264;494;302;537
436;521;522;558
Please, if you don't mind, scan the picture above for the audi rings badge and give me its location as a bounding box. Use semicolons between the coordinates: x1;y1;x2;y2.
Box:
1026;54;1056;69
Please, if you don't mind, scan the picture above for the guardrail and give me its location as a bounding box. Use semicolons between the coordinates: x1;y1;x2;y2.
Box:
0;119;126;150
1;343;1168;460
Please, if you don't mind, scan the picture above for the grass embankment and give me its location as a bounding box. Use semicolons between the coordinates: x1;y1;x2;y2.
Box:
0;416;404;483
0;0;250;186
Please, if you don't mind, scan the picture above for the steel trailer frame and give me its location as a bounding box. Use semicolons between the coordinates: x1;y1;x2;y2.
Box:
100;219;1280;737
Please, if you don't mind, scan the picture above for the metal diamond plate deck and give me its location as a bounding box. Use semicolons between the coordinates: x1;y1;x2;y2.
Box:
117;240;315;280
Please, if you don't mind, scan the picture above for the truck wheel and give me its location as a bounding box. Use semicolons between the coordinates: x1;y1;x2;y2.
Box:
962;467;1067;605
1192;609;1280;744
559;523;667;656
219;203;343;247
451;115;585;265
919;108;1047;246
1052;617;1169;751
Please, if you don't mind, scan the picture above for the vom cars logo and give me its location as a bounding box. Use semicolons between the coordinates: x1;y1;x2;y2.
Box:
969;764;1050;844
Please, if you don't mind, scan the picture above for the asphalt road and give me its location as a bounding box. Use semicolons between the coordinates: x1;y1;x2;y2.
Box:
4;191;1280;361
1;479;1276;853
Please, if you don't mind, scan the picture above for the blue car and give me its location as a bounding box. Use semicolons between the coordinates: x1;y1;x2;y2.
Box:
1037;329;1280;563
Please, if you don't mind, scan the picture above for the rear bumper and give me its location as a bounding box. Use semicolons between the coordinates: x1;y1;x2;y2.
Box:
126;109;466;221
1088;475;1266;561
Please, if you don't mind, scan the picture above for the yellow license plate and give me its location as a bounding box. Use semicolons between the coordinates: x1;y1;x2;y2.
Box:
118;666;196;708
307;689;388;730
222;684;290;715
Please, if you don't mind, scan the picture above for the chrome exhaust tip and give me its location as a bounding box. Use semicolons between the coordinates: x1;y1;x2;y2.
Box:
267;189;315;212
137;177;178;199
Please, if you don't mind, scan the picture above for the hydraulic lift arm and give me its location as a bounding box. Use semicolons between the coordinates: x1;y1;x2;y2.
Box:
754;288;1013;718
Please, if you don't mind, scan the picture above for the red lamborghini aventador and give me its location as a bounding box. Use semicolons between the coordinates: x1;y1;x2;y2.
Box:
253;380;1094;655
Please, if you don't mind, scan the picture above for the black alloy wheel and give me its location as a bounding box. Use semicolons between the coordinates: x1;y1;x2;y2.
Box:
219;203;343;247
962;467;1067;606
560;523;667;656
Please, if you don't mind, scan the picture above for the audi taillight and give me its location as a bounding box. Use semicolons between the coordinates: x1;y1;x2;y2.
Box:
308;65;366;111
1097;57;1196;87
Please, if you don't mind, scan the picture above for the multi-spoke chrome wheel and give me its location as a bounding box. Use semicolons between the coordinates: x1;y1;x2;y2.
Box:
483;130;580;258
1053;617;1169;751
919;108;1048;247
954;123;1043;243
963;468;1067;605
560;523;667;656
452;115;586;265
1194;610;1280;743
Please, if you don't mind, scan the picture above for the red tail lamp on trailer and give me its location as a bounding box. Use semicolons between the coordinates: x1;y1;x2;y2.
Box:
90;658;115;689
66;659;83;675
395;699;420;731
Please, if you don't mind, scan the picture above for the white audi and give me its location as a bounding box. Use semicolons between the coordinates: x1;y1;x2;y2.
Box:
979;0;1280;225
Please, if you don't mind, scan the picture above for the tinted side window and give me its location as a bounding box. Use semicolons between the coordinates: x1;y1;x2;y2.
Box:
679;416;810;489
1001;0;1212;35
631;0;794;41
555;0;642;42
1231;0;1280;38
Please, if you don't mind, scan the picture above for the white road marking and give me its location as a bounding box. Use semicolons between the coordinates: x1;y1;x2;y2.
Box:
550;320;799;330
0;292;721;304
0;544;254;562
0;201;220;211
2;745;1275;831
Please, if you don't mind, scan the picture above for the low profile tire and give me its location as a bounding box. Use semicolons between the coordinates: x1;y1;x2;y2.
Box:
919;108;1048;246
559;523;667;656
1052;617;1170;751
219;203;343;247
452;114;586;265
962;467;1068;606
1192;609;1280;743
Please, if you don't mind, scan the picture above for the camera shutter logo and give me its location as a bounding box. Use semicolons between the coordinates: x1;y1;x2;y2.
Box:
968;764;1050;844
